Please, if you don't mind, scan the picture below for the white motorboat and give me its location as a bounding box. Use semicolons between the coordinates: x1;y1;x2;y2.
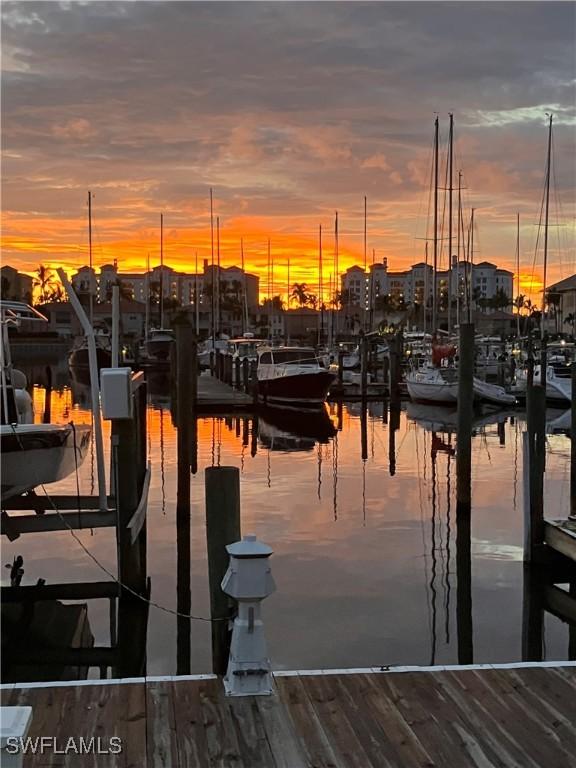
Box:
1;423;92;501
1;301;92;501
256;346;337;409
512;365;572;406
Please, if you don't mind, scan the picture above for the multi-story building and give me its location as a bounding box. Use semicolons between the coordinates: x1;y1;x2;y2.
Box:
342;259;513;312
71;261;260;310
1;266;33;303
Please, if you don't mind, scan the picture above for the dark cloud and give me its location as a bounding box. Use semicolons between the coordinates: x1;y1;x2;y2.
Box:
1;1;574;276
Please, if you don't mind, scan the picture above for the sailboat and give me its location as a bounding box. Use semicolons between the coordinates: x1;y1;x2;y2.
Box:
406;117;515;407
69;191;113;370
1;302;91;501
512;115;571;405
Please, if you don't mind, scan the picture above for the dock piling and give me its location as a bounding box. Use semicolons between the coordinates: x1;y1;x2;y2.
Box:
456;323;474;510
571;362;576;520
205;466;242;675
524;385;547;562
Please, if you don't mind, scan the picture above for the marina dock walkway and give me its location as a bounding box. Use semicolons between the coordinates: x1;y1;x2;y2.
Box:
197;373;252;413
2;663;575;767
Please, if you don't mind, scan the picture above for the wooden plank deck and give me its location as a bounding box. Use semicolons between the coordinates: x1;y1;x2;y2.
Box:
545;518;576;562
2;665;575;767
197;374;253;412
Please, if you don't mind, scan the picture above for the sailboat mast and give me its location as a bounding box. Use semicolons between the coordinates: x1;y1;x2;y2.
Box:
216;215;221;336
88;190;93;326
145;251;150;343
468;208;475;324
241;238;247;335
447;113;453;334
318;224;323;345
541;113;553;338
160;213;164;329
334;211;339;338
456;170;462;328
516;213;521;338
195;249;199;335
210;188;215;348
424;241;429;336
364;196;367;329
432;116;439;333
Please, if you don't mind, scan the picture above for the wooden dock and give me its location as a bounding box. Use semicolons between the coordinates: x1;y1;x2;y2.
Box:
197;373;253;413
2;663;575;766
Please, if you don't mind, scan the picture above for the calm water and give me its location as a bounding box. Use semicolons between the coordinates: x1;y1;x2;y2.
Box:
3;364;574;680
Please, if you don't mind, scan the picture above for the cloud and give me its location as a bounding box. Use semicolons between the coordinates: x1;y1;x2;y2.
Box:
1;0;574;294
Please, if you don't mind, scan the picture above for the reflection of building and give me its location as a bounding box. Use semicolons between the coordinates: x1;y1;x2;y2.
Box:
0;266;33;303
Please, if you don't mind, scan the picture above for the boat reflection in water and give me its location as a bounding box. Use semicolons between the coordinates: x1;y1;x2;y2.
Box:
258;404;337;452
406;401;514;433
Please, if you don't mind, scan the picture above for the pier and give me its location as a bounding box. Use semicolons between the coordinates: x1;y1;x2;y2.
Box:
2;663;575;766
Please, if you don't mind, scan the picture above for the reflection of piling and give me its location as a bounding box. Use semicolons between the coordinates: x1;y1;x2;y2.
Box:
521;564;544;661
337;401;343;431
388;402;399;476
497;420;505;446
456;500;473;664
251;416;259;456
205;466;241;675
176;322;193;674
457;324;474;510
571;363;576;520
43;365;52;424
360;402;368;462
524;385;546;562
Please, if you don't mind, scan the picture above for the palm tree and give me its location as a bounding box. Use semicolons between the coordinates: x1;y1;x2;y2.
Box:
105;278;134;302
290;282;311;308
34;264;56;304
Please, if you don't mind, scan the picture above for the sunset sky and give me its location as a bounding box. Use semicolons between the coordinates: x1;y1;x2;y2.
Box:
2;1;575;303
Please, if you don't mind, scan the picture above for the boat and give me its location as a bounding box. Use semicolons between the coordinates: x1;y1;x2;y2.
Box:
68;327;112;369
256;346;337;409
406;362;459;404
512;364;572;406
1;423;91;501
1;301;91;501
145;327;174;361
198;336;230;370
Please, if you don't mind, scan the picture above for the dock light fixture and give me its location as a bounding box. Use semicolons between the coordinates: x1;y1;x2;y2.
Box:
221;534;276;696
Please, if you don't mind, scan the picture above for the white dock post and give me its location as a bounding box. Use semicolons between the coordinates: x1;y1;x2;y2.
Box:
221;534;276;696
1;706;33;768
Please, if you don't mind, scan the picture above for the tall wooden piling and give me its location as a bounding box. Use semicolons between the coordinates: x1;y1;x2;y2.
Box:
175;321;194;674
456;502;474;665
205;466;242;675
524;385;546;562
521;564;544;661
360;332;368;399
338;350;344;386
43;365;52;424
242;358;250;393
457;323;475;510
571;362;576;520
389;332;402;409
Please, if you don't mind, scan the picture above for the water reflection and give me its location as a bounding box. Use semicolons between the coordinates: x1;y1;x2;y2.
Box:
2;364;574;679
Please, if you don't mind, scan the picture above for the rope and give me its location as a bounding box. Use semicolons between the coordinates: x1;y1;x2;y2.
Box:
8;424;229;623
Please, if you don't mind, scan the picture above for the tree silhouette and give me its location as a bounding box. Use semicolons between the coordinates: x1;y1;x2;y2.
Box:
290;282;311;308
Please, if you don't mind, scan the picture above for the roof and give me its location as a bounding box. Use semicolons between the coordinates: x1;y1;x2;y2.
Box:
548;274;576;293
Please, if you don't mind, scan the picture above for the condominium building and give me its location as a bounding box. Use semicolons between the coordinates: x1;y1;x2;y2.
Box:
71;261;260;310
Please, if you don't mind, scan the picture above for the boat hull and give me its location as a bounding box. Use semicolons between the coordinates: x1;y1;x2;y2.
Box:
406;370;458;405
257;371;336;408
68;346;112;369
1;423;91;500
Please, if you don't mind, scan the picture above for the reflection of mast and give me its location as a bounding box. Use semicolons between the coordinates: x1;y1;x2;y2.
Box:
160;406;166;513
429;432;438;665
332;432;338;521
317;442;322;500
445;446;452;644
